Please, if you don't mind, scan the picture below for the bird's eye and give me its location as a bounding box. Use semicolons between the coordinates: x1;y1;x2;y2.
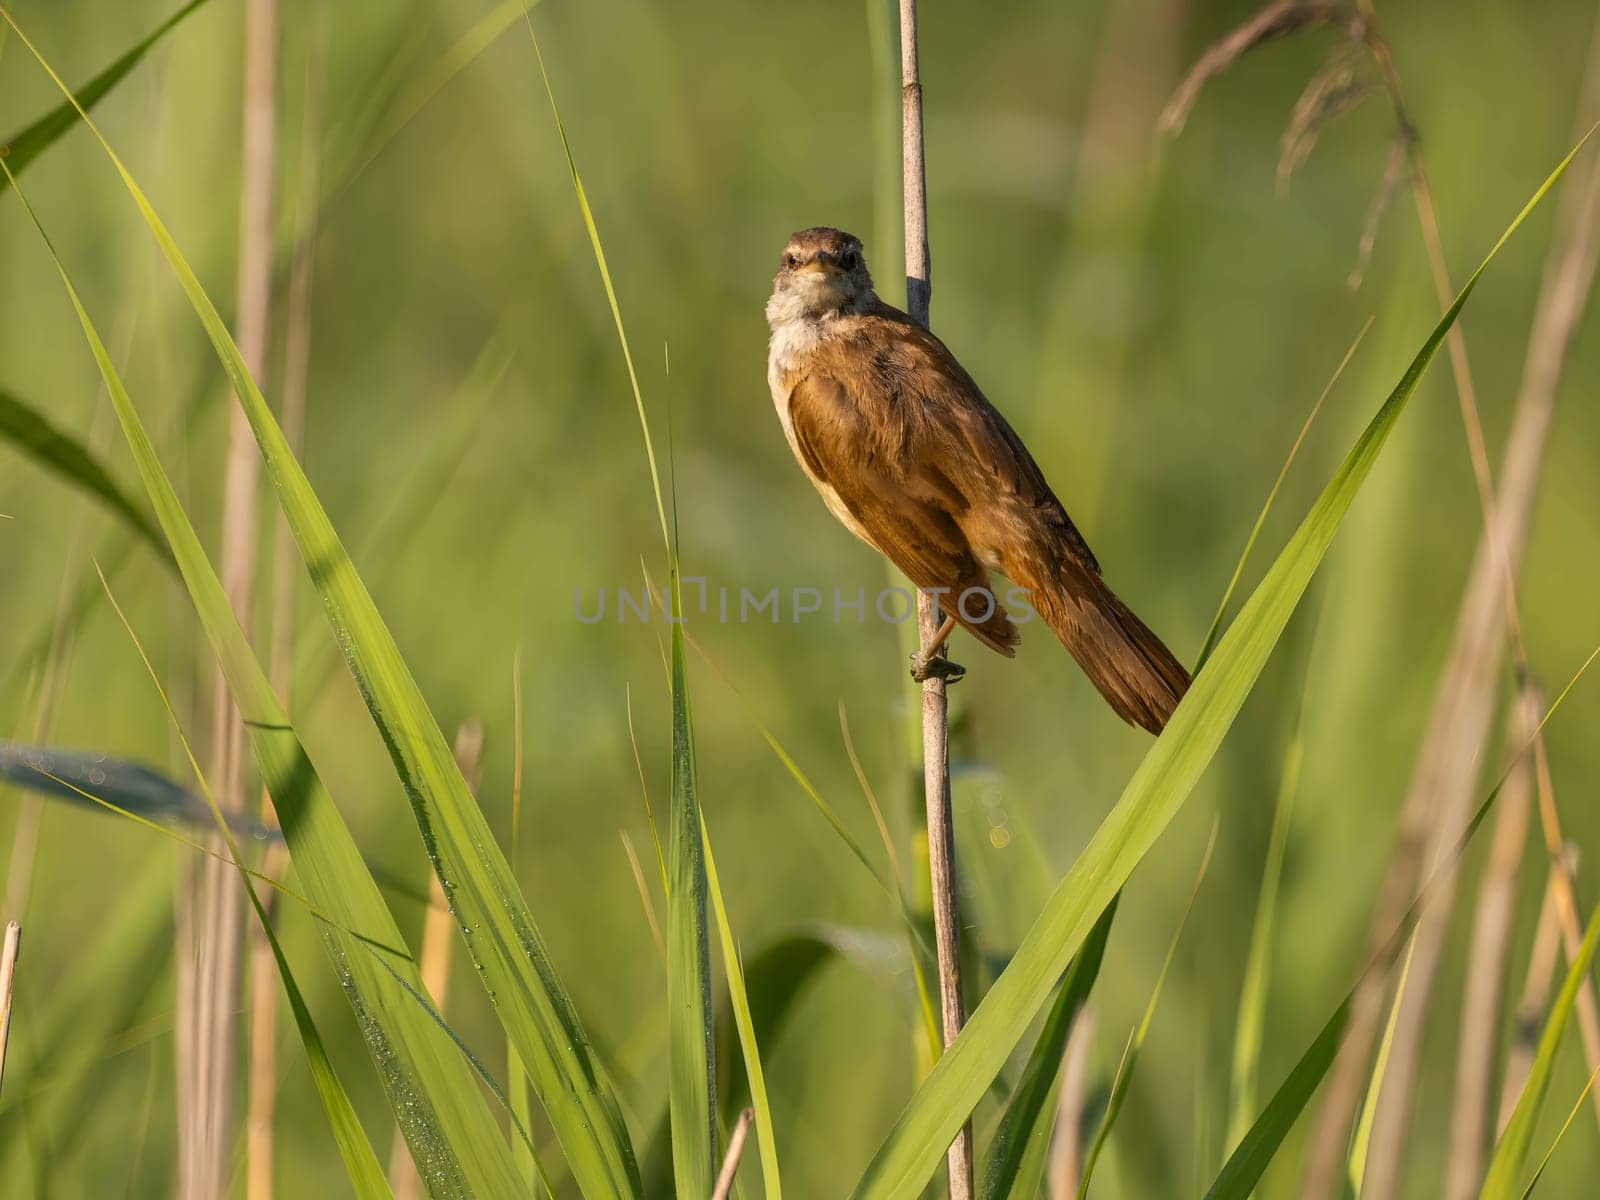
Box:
842;249;858;269
783;253;799;269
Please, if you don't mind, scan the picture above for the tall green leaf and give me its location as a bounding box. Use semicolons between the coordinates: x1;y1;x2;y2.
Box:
668;601;717;1197
979;897;1117;1200
1517;1062;1600;1199
524;12;716;1195
2;151;528;1200
0;17;645;1195
1482;895;1600;1198
848;128;1596;1200
0;390;172;565
706;824;781;1200
0;0;216;189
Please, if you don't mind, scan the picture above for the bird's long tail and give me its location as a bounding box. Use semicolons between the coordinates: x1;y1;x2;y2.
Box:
1016;560;1190;734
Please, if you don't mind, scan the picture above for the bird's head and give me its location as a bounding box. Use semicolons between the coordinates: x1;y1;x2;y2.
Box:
767;227;875;325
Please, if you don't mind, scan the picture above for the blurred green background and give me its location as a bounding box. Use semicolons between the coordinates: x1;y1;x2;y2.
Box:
3;0;1599;1195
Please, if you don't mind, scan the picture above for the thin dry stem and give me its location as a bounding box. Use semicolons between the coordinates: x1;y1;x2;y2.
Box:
1498;855;1574;1127
247;30;322;1200
1293;10;1600;1195
0;921;20;1096
1047;1006;1096;1200
1445;686;1540;1199
1277;44;1366;193
900;3;972;1196
1347;131;1406;289
1160;1;1344;136
1527;729;1600;1132
183;3;278;1196
710;1107;755;1200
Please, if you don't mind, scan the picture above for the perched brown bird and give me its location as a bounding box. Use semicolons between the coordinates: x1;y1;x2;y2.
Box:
765;226;1190;734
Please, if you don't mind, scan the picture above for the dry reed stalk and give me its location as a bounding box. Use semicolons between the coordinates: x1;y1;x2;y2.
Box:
389;722;482;1199
1163;2;1600;1185
898;4;973;1197
710;1107;755;1200
244;26;323;1199
1047;1005;1096;1199
1497;855;1573;1128
1527;730;1600;1131
1445;686;1541;1199
181;3;278;1196
1289;10;1600;1195
243;23;321;1196
0;921;20;1096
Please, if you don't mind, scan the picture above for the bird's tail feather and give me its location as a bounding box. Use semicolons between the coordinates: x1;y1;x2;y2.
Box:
1019;562;1189;734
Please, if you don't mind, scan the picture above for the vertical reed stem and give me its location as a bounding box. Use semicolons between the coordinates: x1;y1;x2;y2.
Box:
183;3;277;1196
899;4;973;1197
0;921;20;1097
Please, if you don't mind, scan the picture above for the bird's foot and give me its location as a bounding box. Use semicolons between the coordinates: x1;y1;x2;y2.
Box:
909;649;966;684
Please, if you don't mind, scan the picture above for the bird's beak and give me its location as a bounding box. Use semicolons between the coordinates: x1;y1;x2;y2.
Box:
798;254;844;276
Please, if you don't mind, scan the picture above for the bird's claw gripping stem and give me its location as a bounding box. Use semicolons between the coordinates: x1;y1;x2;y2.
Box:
909;650;965;684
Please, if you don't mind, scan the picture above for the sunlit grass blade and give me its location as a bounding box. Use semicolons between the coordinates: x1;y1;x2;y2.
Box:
524;11;715;1191
1346;934;1417;1196
0;18;647;1195
706;823;781;1199
1205;645;1600;1199
1;154;528;1198
1078;828;1217;1198
1517;1062;1600;1199
0;389;173;566
848;127;1596;1200
667;604;718;1196
691;637;940;999
0;0;215;190
1482;895;1600;1198
979;897;1117;1200
1226;621;1317;1154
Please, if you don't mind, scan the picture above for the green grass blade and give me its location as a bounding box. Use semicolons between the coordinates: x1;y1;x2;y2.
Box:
2;154;528;1199
706;821;782;1200
1208;998;1351;1199
1078;829;1217;1198
979;897;1118;1200
1226;635;1314;1154
668;598;717;1196
0;19;646;1195
0;0;214;189
1346;934;1418;1196
254;894;396;1200
1517;1063;1600;1199
0;389;173;566
526;15;721;1190
847;128;1595;1200
1482;895;1600;1198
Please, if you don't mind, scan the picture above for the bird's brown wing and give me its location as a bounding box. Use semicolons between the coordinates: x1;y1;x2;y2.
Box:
787;367;1019;656
859;302;1102;577
855;305;1188;731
